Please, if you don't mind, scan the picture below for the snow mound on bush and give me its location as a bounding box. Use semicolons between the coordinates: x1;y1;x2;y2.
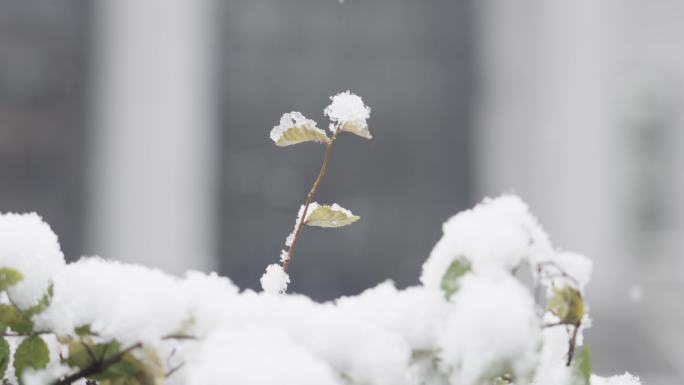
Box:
4;195;637;385
0;212;65;309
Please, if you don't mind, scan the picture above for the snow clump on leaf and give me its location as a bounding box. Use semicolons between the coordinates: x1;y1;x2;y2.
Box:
324;91;372;139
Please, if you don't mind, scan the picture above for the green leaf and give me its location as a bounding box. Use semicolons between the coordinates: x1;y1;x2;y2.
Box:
0;268;22;292
14;336;49;384
74;324;93;337
274;124;329;147
66;340;121;370
95;347;163;385
23;284;53;318
546;287;584;324
0;337;9;378
440;257;471;298
0;304;32;334
573;345;591;385
305;204;360;228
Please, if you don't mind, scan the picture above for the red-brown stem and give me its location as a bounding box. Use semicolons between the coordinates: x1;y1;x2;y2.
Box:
566;321;581;366
282;130;339;272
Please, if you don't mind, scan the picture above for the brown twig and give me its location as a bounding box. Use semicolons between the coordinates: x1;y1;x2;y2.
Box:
566;322;580;366
282;130;339;272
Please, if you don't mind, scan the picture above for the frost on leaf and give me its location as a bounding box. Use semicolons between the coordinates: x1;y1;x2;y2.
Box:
270;112;329;146
304;203;360;228
324;91;372;139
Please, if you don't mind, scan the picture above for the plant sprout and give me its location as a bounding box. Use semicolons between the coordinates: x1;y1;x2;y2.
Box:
260;91;372;294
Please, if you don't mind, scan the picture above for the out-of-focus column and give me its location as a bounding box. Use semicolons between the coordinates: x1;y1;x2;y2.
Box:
473;0;627;306
87;0;218;274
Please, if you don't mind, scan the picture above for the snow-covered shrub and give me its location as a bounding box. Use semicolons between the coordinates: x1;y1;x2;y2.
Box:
0;92;640;385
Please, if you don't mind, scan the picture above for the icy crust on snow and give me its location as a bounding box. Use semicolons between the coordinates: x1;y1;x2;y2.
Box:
2;196;638;385
0;212;65;309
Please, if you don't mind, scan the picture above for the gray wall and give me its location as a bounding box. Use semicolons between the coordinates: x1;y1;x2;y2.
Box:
219;0;474;299
0;1;89;261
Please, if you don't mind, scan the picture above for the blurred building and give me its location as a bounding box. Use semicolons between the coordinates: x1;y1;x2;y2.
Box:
0;1;683;383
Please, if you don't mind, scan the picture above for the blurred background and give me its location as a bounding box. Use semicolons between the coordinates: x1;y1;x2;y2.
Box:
0;0;682;383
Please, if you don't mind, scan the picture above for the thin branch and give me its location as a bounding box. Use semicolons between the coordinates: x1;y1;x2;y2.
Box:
80;341;97;364
282;129;339;272
161;333;196;341
566;321;581;366
53;343;143;385
165;362;185;378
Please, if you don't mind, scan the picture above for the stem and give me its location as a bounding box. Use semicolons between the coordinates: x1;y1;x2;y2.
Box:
282;130;339;272
566;321;580;366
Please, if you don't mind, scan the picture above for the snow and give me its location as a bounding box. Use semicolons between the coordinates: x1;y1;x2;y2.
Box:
270;111;325;143
324;91;372;138
260;264;290;294
591;373;642;385
0;212;65;309
35;257;196;344
0;195;639;385
421;195;550;287
187;328;339;385
439;273;541;385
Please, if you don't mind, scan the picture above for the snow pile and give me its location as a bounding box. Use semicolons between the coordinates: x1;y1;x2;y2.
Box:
0;196;640;385
0;212;65;309
324;91;372;138
421;195;551;285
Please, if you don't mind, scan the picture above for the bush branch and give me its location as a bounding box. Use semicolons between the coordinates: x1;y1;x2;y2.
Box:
53;343;143;385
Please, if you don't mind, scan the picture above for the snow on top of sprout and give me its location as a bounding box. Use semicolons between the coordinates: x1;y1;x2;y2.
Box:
0;212;65;309
324;91;372;138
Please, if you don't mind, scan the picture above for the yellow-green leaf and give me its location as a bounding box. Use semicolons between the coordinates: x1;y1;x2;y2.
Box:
339;121;372;139
546;287;584;324
0;268;23;292
14;336;49;384
440;257;470;299
275;125;329;146
573;345;591;385
270;113;329;146
304;204;359;228
0;336;9;378
0;304;33;334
